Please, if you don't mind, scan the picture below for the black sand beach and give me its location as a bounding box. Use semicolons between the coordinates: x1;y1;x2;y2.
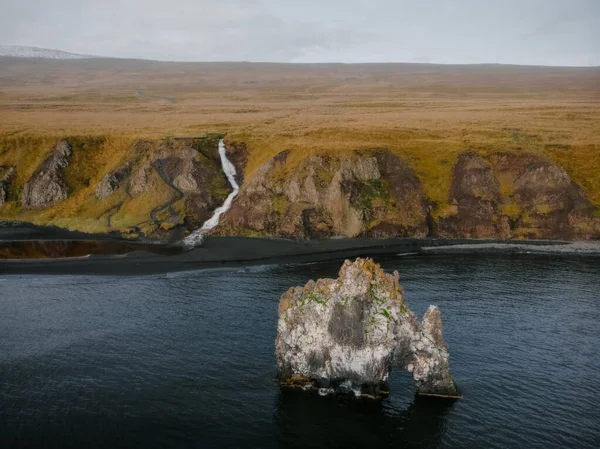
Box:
3;221;596;276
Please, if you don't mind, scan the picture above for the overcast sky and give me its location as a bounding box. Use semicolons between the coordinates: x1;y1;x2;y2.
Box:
1;0;598;65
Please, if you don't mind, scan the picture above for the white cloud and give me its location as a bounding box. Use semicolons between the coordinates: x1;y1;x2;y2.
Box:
0;0;598;65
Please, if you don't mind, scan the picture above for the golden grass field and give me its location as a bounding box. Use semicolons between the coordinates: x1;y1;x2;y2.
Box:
1;57;599;232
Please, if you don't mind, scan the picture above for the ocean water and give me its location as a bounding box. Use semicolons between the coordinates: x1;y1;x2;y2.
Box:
1;253;599;448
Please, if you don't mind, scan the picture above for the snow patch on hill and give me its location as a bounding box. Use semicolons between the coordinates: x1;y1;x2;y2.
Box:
0;45;95;59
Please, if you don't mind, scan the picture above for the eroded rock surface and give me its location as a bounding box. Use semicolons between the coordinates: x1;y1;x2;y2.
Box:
4;134;598;242
439;151;599;240
95;165;129;199
152;144;231;229
215;146;598;241
491;152;598;239
275;258;459;398
127;164;156;197
21;140;72;207
215;150;430;238
439;152;510;238
0;166;15;205
115;139;232;235
224;141;249;184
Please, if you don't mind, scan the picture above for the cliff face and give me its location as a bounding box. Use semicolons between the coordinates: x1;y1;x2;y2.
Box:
21;140;72;207
0;134;597;241
143;143;233;232
216;148;599;240
438;152;599;240
111;138;238;236
0;166;15;205
275;258;459;398
95;165;130;200
215;149;431;239
0;136;235;237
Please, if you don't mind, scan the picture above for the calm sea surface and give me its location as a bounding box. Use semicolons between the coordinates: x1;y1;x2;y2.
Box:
1;253;599;448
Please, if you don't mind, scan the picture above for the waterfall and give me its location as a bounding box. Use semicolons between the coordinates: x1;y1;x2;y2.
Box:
184;139;239;247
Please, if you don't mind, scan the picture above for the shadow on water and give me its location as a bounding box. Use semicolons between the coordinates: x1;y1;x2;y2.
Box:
274;389;456;449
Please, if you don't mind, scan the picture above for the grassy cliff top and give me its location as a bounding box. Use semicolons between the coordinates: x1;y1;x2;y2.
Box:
1;59;599;231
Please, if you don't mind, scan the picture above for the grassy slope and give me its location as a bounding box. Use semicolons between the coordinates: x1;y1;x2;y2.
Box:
1;59;599;233
0;133;159;233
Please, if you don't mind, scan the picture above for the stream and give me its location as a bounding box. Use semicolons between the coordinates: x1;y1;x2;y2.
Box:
184;139;239;247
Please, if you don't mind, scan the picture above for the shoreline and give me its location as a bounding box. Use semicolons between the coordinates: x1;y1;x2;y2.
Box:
1;224;599;276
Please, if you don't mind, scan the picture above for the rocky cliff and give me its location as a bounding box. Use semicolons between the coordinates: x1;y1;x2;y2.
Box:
0;166;15;206
127;141;234;234
0;135;238;237
275;258;460;398
21;140;72;207
438;152;599;240
215;149;431;239
215;148;599;240
0;134;597;241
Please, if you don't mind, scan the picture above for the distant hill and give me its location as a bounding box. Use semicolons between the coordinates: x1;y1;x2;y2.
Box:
0;45;96;59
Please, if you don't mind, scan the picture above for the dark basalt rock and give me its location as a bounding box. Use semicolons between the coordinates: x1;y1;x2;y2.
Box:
491;152;598;239
439;151;599;240
224;141;249;184
371;150;430;237
439;152;510;238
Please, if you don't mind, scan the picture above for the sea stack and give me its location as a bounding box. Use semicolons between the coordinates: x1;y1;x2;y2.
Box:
275;258;460;398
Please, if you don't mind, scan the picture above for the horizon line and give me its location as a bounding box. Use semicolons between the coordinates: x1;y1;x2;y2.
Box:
1;44;599;69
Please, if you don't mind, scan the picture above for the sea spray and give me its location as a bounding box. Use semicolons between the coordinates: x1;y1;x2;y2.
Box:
184;139;239;247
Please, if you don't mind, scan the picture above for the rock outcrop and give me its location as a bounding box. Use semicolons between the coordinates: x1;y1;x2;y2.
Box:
90;138;233;235
214;146;598;241
491;153;598;239
21;140;72;207
3;133;598;242
440;151;599;240
215;150;431;238
0;166;15;205
127;164;156;197
275;258;460;398
224;141;249;184
439;152;511;238
95;165;130;199
151;143;231;229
